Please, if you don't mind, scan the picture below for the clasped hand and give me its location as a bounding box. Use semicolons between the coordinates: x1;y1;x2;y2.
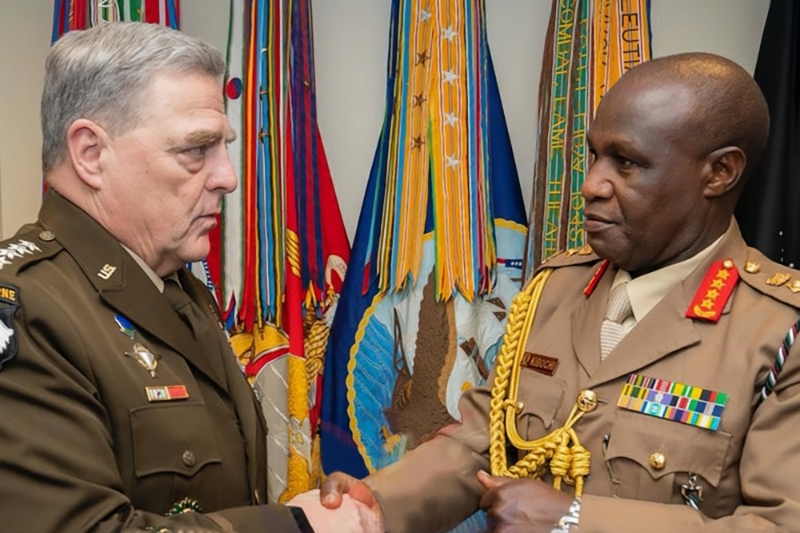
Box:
285;472;384;533
290;470;572;533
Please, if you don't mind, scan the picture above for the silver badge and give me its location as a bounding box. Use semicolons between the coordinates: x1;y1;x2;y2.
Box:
125;343;160;378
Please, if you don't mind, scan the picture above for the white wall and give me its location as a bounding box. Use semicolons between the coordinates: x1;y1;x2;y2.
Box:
0;0;770;239
0;0;52;238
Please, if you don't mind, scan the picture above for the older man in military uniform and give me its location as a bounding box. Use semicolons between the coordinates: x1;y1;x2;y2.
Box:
0;22;378;533
317;53;800;532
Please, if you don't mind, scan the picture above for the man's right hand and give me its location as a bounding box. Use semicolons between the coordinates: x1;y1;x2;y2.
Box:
320;471;383;522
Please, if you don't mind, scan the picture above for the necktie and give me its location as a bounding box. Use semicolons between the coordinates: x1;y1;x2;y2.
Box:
163;278;228;386
600;283;633;361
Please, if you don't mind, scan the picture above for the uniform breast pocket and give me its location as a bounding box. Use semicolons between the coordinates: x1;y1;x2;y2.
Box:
514;369;567;438
131;402;222;477
129;403;223;510
605;409;731;505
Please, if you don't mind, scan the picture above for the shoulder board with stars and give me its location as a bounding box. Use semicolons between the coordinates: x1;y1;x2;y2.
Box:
0;228;62;276
735;248;800;309
686;259;739;322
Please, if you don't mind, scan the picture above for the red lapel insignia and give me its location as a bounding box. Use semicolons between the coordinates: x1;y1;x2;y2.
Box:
583;259;610;297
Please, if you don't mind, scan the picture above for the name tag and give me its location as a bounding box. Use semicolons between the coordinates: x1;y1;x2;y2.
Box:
520;352;559;376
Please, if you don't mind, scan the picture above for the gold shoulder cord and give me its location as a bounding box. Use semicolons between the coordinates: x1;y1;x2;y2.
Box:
488;268;596;497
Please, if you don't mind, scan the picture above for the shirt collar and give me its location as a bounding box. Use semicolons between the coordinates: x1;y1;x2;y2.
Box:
120;244;165;293
611;228;728;322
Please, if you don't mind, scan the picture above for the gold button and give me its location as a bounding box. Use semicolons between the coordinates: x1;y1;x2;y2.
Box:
649;452;666;470
576;390;598;413
722;259;733;269
38;230;55;242
182;450;196;467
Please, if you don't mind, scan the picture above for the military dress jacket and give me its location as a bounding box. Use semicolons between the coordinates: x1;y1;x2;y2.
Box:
0;192;304;533
367;220;800;533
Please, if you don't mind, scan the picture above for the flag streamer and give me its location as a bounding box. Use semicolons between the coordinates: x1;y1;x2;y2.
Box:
373;0;497;302
218;0;350;503
52;0;179;40
524;0;651;278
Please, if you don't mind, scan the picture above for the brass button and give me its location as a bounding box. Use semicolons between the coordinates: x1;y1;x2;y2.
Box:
182;450;196;467
649;452;666;470
38;230;55;242
576;390;598;413
722;259;734;269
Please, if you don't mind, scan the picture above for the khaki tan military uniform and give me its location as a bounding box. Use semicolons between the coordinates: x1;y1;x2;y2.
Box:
0;191;304;533
367;220;800;533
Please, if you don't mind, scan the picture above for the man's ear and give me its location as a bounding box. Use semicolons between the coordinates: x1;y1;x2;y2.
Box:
65;119;110;190
703;146;746;198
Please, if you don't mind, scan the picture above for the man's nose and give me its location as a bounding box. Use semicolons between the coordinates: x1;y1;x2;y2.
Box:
581;159;613;202
212;149;238;194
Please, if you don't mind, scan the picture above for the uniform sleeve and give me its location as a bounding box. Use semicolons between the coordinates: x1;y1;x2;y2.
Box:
578;342;800;533
365;381;493;533
0;285;301;533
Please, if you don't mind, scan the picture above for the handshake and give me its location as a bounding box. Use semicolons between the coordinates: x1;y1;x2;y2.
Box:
286;473;384;533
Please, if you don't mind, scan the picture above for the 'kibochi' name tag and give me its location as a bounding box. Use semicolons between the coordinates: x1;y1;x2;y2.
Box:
520;352;559;376
617;374;728;431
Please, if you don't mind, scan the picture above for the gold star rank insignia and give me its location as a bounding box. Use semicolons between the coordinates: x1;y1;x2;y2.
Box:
686;259;739;322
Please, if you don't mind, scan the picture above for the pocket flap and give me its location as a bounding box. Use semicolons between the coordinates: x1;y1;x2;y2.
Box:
606;409;731;487
130;403;222;478
516;369;566;429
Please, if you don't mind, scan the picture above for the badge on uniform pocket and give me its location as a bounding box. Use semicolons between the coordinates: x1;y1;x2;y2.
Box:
0;284;20;370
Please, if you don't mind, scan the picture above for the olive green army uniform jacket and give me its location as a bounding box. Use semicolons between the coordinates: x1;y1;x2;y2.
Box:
367;220;800;533
0;191;304;533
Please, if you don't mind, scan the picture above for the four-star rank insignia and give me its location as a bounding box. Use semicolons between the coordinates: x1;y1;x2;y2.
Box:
0;284;19;369
685;259;739;322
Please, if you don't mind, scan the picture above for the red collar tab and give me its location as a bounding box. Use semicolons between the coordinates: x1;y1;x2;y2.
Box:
583;259;610;297
685;259;739;322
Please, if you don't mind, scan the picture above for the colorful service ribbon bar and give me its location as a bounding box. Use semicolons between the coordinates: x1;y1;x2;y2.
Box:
617;373;728;431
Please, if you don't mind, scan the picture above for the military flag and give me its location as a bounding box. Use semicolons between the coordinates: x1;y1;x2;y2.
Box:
735;0;800;267
320;6;526;532
217;0;350;503
523;0;651;277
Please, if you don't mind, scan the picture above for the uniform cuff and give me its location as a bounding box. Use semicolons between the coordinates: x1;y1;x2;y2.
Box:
287;506;315;533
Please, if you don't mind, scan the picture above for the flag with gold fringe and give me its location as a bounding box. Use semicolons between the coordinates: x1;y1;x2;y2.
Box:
52;0;179;40
523;0;651;277
215;0;350;503
321;3;526;530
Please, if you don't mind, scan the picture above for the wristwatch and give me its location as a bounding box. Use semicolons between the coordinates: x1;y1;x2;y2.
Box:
287;506;316;533
550;497;581;533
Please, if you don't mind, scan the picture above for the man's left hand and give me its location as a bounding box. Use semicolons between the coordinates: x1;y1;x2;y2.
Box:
477;470;573;533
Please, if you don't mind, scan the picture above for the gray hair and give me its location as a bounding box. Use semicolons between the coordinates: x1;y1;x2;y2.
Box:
41;22;226;174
